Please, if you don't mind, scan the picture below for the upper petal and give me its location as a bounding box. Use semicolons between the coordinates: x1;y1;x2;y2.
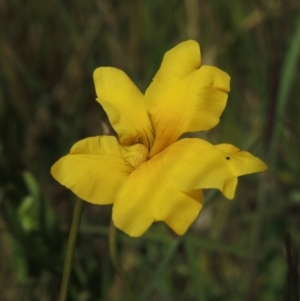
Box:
112;157;202;237
51;136;133;205
93;67;154;149
145;40;230;157
161;138;267;199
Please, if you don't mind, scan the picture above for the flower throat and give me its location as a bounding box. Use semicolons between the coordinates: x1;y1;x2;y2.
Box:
122;144;149;169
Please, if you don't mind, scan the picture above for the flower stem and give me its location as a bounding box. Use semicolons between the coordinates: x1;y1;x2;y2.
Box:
58;199;84;301
109;221;135;301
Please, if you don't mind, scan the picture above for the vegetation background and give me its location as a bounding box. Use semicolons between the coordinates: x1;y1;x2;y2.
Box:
1;0;300;300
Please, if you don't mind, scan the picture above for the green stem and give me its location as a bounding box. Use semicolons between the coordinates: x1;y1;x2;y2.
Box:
58;199;84;301
109;222;135;301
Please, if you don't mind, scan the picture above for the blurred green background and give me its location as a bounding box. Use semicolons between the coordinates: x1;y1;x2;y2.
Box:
1;0;300;300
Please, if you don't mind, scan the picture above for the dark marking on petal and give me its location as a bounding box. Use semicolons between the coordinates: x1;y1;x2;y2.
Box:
226;156;230;160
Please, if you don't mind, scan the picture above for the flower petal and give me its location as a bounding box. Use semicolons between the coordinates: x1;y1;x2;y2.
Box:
112;157;202;237
154;188;203;235
214;144;268;176
51;136;133;204
145;40;230;157
161;138;267;199
93;67;154;149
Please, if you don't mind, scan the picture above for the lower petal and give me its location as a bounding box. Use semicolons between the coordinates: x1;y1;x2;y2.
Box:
112;157;202;237
153;188;203;235
161;138;267;199
51;136;133;205
112;163;155;237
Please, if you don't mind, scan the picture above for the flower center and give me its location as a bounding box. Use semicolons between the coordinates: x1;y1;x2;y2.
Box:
122;143;149;169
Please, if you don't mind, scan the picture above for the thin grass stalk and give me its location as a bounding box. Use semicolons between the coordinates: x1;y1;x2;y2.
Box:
244;13;300;301
184;236;206;300
58;199;84;301
269;14;300;167
109;222;135;301
139;234;186;301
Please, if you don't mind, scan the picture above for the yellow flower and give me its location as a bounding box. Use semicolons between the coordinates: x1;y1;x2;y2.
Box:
51;40;267;237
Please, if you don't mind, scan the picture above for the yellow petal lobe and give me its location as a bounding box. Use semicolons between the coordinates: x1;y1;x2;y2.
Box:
93;67;154;149
112;157;202;237
51;136;133;205
215;144;268;176
154;188;203;235
145;40;230;156
161;139;267;200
